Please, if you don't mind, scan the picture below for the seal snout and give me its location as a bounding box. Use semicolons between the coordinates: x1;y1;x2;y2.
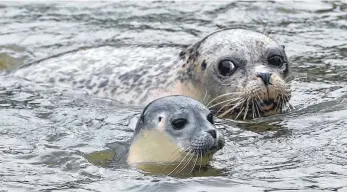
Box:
206;129;217;139
191;129;224;154
257;72;272;86
205;129;225;150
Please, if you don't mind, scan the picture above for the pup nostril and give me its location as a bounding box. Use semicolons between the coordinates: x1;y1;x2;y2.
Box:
256;72;272;86
206;129;217;139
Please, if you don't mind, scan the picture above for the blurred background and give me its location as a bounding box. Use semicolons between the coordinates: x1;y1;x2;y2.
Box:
0;1;346;192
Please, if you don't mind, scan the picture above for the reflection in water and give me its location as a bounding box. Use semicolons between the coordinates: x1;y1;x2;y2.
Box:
0;1;347;191
140;164;228;178
86;138;227;178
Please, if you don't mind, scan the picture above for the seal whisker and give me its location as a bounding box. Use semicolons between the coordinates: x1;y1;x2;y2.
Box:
218;99;245;118
281;96;286;112
189;154;199;175
164;145;191;171
171;145;185;155
255;94;265;112
217;101;241;118
254;97;262;118
206;92;242;108
252;99;255;119
281;94;288;111
278;94;285;111
177;145;191;155
281;95;286;112
243;97;250;120
223;98;246;119
199;152;202;173
283;96;294;111
176;154;193;175
171;149;192;174
274;94;281;112
284;95;294;110
177;152;195;175
235;106;245;120
168;149;192;176
208;97;241;109
215;101;235;117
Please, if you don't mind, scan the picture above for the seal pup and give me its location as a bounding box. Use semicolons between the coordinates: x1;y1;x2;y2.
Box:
11;28;292;119
127;95;225;175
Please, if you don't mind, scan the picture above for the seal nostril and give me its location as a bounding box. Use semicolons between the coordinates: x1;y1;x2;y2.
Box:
256;72;272;86
206;129;217;139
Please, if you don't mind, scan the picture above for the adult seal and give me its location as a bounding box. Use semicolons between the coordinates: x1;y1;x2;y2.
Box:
127;95;225;175
11;28;293;119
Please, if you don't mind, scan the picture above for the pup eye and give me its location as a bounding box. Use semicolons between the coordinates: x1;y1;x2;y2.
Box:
218;60;236;76
171;118;187;130
268;55;284;67
207;113;214;124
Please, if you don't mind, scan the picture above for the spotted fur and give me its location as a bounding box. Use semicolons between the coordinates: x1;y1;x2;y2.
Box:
11;28;292;118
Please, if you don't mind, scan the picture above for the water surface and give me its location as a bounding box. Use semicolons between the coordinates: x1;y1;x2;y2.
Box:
0;1;347;192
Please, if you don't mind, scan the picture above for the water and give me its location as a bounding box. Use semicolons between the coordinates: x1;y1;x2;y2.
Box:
0;1;347;191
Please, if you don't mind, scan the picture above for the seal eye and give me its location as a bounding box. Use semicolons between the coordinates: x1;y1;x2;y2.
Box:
201;60;207;70
171;118;187;130
268;55;284;67
207;113;214;124
218;60;236;76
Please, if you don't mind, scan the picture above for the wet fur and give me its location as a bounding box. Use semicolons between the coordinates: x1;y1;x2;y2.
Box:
177;28;292;118
127;95;224;175
11;28;292;118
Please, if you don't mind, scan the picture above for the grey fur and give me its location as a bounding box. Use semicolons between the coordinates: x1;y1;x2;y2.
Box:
11;28;292;117
11;46;181;104
179;28;291;98
132;95;225;154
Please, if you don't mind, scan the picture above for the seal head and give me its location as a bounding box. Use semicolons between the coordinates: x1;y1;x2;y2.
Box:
127;95;225;175
178;28;292;119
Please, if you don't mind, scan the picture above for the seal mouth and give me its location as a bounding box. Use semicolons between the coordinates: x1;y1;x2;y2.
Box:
259;100;278;111
231;100;281;114
210;97;292;120
206;84;292;119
